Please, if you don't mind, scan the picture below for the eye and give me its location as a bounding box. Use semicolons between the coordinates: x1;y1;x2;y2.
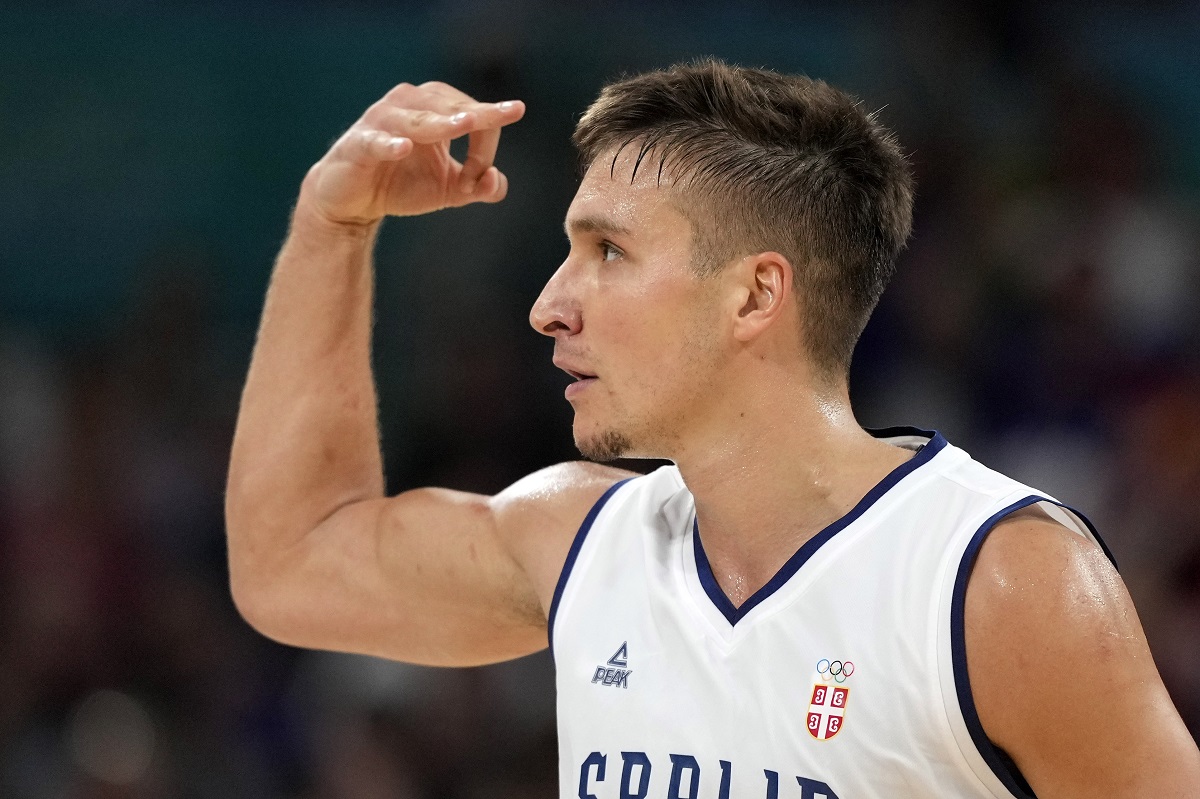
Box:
599;240;624;262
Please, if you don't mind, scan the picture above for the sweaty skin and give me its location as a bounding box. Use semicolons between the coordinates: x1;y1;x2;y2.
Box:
966;507;1200;798
226;80;1200;795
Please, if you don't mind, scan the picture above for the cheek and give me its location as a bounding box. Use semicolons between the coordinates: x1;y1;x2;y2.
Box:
608;298;684;365
591;258;720;399
613;299;720;400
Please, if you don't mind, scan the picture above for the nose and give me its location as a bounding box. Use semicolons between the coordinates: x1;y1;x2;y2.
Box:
529;260;582;338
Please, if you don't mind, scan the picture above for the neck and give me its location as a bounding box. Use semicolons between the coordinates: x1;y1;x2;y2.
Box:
672;373;913;607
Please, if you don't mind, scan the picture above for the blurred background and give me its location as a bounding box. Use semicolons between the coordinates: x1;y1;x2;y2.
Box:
2;1;1199;796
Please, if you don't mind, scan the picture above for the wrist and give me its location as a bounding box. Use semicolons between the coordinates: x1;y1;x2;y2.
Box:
293;167;383;241
291;195;381;244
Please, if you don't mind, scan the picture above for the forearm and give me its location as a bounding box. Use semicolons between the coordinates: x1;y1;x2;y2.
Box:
224;83;522;633
226;187;385;583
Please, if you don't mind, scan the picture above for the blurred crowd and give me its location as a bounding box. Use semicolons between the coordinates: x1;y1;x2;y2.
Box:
2;2;1199;797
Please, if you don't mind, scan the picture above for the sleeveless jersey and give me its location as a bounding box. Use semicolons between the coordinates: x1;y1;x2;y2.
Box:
549;428;1110;799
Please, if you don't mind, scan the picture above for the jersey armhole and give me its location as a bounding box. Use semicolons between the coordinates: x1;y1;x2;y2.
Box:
546;477;636;658
946;494;1115;799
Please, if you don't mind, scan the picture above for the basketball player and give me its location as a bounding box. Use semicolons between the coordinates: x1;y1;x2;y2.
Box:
226;61;1200;797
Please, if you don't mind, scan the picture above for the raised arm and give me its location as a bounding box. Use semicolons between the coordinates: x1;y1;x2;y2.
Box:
225;81;630;666
966;508;1200;797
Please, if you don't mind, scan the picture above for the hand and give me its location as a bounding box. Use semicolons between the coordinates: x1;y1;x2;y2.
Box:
299;81;526;226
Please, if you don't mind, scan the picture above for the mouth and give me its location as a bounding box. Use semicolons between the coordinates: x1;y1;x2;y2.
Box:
553;355;598;383
563;375;596;400
555;361;599;400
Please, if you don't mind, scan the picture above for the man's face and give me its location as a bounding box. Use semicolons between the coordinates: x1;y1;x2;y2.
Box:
529;150;728;461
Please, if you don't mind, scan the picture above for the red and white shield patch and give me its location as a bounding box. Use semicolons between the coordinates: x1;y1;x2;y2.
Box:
807;659;854;740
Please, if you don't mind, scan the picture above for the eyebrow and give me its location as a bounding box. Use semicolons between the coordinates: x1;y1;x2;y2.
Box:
563;215;633;239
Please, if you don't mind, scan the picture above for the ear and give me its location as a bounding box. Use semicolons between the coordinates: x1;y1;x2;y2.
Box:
729;251;793;342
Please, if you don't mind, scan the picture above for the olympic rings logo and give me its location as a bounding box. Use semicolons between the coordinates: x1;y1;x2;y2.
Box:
816;658;855;683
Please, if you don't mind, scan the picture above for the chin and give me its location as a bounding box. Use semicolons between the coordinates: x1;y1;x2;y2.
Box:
575;428;635;463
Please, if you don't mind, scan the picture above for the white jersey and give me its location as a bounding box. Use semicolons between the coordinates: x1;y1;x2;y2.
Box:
550;428;1109;799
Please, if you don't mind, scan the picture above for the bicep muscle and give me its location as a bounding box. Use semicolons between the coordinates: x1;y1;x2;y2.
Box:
236;461;632;667
244;487;547;666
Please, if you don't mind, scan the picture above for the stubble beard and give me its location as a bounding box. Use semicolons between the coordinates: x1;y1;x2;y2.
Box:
576;428;635;462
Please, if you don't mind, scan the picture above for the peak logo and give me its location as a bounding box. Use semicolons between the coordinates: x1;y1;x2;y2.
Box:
591;641;631;689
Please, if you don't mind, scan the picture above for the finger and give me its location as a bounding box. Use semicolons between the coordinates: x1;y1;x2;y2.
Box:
415;80;475;103
379;101;523;140
384;80;476;107
412;83;524;135
490;169;510;203
459;127;501;193
456;101;523;192
470;167;510;205
337;128;413;163
380;81;525;127
446;166;507;208
368;107;478;145
465;99;525;133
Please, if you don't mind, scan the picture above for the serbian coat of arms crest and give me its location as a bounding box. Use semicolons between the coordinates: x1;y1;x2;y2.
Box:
807;658;854;740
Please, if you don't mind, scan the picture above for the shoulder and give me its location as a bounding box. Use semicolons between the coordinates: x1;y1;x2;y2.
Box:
490;460;639;531
964;506;1200;793
489;461;639;613
965;506;1119;667
964;507;1123;713
969;505;1112;603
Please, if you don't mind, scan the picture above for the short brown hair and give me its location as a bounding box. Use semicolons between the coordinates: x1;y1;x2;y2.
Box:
573;58;914;380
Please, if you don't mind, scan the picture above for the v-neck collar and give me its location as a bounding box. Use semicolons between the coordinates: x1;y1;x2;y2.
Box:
690;427;948;626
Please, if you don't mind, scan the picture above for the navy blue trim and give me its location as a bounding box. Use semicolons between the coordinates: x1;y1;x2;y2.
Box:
863;424;940;440
547;477;635;656
693;429;949;626
950;495;1114;799
1058;502;1117;570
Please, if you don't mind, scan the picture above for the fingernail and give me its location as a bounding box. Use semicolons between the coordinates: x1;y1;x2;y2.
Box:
450;112;469;124
498;101;517;111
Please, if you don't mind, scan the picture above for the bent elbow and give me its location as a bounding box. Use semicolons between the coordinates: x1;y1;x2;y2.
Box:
227;572;307;649
227;561;275;637
226;534;296;645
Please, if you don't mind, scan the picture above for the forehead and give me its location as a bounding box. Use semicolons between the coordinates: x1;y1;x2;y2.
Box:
564;147;691;240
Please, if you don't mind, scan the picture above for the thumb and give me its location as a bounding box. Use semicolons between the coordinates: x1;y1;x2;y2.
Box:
453;167;508;206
